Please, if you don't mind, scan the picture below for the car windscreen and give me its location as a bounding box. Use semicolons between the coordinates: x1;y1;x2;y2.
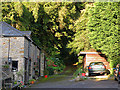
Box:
90;62;104;66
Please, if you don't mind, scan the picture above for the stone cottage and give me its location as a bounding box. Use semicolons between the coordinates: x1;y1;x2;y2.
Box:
78;49;110;70
0;21;45;87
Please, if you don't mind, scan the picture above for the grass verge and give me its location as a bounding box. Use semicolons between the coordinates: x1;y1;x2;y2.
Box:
34;74;68;84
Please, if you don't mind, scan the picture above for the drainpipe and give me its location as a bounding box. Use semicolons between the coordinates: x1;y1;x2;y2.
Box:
7;38;12;89
8;38;10;63
8;38;12;72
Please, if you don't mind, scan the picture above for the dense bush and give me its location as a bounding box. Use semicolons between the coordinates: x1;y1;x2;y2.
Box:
46;57;66;75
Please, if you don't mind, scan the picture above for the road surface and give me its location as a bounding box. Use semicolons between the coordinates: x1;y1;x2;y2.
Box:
30;75;119;89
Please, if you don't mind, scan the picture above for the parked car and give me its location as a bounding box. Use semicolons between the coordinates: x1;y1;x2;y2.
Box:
114;64;120;84
88;62;106;76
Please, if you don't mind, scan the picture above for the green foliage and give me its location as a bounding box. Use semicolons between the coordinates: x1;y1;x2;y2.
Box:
68;2;120;71
16;69;24;76
14;81;17;84
29;79;36;84
78;56;83;60
47;68;54;75
87;2;120;69
2;2;119;69
78;56;84;63
73;66;85;78
2;2;85;65
2;65;9;68
44;69;49;75
46;57;65;74
67;3;92;54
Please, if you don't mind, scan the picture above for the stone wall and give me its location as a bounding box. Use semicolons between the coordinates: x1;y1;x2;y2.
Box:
24;38;29;59
24;38;30;82
2;36;44;83
24;38;40;80
37;47;40;76
30;43;35;78
2;37;24;71
2;37;25;81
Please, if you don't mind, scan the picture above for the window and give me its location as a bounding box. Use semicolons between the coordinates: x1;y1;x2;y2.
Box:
12;61;18;71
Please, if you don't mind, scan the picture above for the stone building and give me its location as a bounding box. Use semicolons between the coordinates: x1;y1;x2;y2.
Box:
0;21;45;88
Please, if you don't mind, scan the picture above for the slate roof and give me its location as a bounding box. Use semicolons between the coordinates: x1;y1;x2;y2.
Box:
0;21;31;37
0;21;41;50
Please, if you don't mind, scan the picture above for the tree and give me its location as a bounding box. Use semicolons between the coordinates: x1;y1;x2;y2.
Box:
67;3;92;60
42;2;85;64
87;2;120;72
2;2;85;65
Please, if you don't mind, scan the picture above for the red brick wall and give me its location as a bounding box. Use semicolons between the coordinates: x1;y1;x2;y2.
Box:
84;54;110;69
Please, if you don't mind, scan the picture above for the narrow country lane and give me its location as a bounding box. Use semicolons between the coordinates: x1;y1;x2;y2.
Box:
29;75;119;89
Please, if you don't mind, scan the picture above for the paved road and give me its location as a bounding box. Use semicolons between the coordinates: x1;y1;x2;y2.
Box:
30;76;119;89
